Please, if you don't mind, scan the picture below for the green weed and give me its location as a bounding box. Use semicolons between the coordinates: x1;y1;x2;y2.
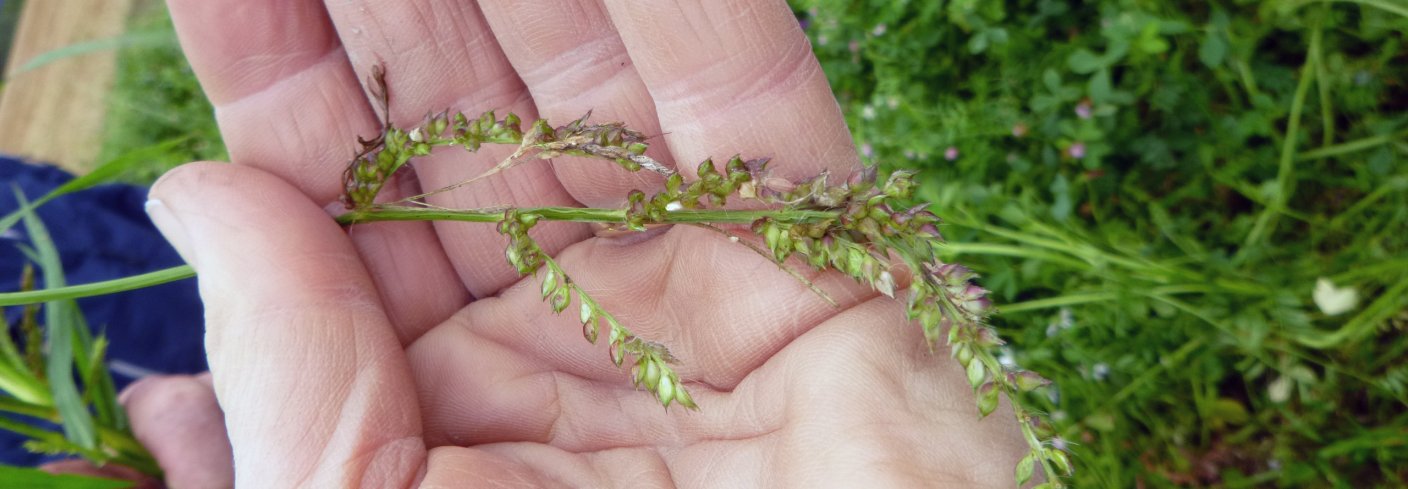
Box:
795;0;1407;486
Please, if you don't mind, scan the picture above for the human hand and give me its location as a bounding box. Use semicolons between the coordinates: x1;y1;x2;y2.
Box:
129;0;1028;486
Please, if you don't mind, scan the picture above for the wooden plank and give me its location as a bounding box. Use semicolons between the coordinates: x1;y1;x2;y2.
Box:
0;0;135;174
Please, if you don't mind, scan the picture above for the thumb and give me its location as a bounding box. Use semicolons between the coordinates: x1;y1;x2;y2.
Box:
146;162;427;488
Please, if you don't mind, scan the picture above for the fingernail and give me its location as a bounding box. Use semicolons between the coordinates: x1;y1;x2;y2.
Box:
146;199;197;268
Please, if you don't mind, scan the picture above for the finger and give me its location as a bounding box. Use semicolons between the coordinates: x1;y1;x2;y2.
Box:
602;0;859;181
167;0;368;202
323;0;591;298
748;299;1027;487
478;0;675;207
167;0;466;341
119;374;233;489
413;298;1026;486
408;225;876;448
147;163;425;487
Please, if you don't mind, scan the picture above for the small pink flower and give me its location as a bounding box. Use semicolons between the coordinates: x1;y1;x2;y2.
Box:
944;146;959;161
1068;142;1086;159
1011;122;1029;138
872;23;887;36
849;40;860;53
860;143;874;158
1075;100;1092;119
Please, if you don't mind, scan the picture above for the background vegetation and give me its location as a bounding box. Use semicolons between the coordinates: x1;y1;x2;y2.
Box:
10;0;1408;487
792;0;1407;486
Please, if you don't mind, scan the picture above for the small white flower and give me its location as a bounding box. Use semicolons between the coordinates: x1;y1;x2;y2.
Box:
1267;375;1293;403
408;127;424;142
861;104;876;120
664;201;684;212
1091;363;1109;381
1313;277;1359;316
872;23;887;36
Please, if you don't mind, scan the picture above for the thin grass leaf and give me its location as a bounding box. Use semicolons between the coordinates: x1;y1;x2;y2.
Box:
0;265;195;307
0;395;51;420
14;190;98;450
0;359;48;405
0;464;133;489
8;29;176;77
0;138;190;235
0;413;69;448
77;334;125;430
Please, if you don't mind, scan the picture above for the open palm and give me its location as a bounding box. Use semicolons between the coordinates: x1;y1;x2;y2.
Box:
131;0;1027;487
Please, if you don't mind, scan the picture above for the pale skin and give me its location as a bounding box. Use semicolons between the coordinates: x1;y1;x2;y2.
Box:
59;0;1029;487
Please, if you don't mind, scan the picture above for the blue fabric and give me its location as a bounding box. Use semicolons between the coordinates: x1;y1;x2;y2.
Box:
1;157;205;466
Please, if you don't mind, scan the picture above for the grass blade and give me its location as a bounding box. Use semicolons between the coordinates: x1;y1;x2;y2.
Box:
76;332;125;430
0;464;133;489
14;190;98;451
0;138;190;235
0;265;195;307
8;29;175;78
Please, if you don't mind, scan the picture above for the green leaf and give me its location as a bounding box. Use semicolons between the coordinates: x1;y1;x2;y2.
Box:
1209;398;1250;425
9;29;177;77
966;358;986;389
0;138;189;235
1067;49;1103;74
15;191;98;451
1048;449;1073;475
967;33;989;54
1088;69;1113;104
1016;452;1036;486
0;464;133;489
1042;69;1062;93
77;334;125;430
976;383;999;417
1199;30;1228;68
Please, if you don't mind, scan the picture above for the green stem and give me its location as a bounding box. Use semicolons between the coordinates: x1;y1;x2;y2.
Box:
1297;130;1408;161
999;292;1119;314
1311;9;1333;147
936;243;1088;270
1239;24;1318;260
1287;0;1408;18
2;205;843;308
0;402;159;476
335;205;840;225
0;265;195;307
